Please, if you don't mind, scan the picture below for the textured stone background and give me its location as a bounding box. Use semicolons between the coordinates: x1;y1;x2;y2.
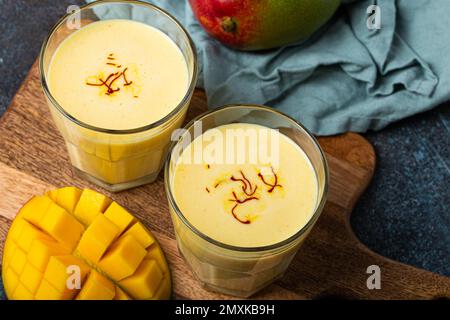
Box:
0;0;448;298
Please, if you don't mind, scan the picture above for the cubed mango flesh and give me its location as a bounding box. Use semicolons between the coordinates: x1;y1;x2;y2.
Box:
12;283;34;300
46;189;58;201
146;244;168;273
104;201;135;235
122;222;155;248
2;187;171;300
98;235;146;281
35;279;74;300
19;196;52;226
9;247;27;275
119;259;163;300
37;202;85;251
76;214;119;263
152;274;172;300
19;262;42;294
73;189;111;226
17;220;51;252
3;239;16;270
9;218;26;243
27;237;70;272
76;271;115;300
54;186;82;213
3;268;19;295
43;255;90;295
114;286;131;300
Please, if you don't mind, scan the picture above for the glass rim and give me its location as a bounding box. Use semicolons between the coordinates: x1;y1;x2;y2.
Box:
164;104;329;253
39;0;199;135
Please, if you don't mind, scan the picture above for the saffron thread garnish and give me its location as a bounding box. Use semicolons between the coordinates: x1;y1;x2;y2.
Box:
109;72;123;87
207;168;281;225
231;171;257;196
85;55;135;96
229;191;258;204
85;82;103;87
101;78;119;95
228;185;259;224
258;166;282;193
231;204;251;224
122;68;133;86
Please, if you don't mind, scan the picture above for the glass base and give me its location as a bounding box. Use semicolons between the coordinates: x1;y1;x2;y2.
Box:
200;277;283;299
177;245;281;298
73;167;160;192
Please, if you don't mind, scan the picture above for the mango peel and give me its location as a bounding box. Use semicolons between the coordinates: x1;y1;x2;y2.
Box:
189;0;341;51
1;187;171;300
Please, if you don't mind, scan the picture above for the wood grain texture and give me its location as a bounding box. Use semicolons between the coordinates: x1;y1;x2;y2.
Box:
0;61;449;299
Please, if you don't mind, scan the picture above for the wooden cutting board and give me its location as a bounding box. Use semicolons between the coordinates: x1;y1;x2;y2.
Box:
0;61;449;300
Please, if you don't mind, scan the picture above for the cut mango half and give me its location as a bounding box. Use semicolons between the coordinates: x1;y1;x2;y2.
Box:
2;187;171;300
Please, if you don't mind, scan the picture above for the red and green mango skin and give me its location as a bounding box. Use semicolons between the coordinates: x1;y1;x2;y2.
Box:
189;0;342;51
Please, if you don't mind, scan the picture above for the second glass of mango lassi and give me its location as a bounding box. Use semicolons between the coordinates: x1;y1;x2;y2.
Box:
40;1;197;191
165;105;329;297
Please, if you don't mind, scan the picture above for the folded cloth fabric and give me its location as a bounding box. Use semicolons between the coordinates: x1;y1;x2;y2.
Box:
86;0;450;135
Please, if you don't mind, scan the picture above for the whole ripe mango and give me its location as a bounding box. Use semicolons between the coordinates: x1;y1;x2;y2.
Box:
189;0;341;51
2;187;171;300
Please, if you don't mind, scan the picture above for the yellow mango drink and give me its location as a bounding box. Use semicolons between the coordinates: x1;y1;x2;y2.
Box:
174;123;318;247
165;106;328;297
40;2;197;191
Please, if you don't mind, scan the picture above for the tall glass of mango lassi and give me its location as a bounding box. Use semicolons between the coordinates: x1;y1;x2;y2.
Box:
165;105;329;297
40;1;197;191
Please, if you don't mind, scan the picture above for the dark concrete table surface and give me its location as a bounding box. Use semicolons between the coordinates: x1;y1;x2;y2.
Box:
0;0;449;298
